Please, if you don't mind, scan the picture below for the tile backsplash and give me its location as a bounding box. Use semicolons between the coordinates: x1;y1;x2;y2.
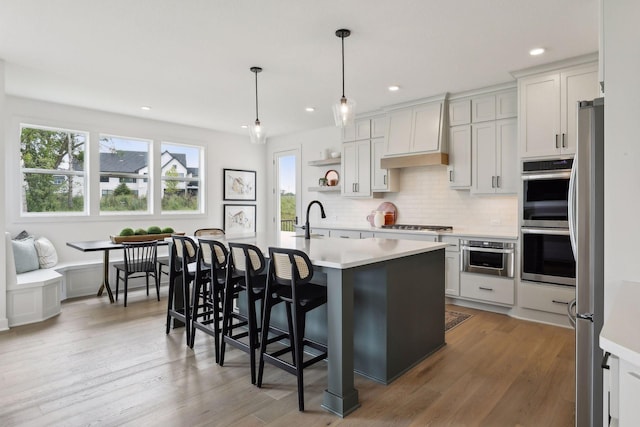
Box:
314;165;517;229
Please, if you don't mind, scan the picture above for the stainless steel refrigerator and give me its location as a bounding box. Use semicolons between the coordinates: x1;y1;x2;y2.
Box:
568;97;604;427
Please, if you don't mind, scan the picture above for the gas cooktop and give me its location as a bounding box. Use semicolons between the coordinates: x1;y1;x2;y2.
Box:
381;224;453;232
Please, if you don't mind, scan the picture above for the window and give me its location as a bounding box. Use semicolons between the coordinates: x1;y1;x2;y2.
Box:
160;142;202;213
20;124;87;214
99;135;151;213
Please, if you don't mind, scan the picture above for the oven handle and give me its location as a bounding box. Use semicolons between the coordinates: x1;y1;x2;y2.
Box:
521;227;570;236
521;171;572;181
460;245;514;254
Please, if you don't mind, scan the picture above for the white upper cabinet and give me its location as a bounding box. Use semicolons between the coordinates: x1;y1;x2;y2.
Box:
471;90;517;123
518;63;598;158
472;95;496;123
385;98;447;156
371;138;398;192
342;119;371;142
449;99;471;126
371;116;387;139
472;118;517;195
448;124;471;189
341;140;371;198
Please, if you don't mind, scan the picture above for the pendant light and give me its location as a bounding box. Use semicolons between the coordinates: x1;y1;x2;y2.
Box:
249;66;266;144
333;29;356;127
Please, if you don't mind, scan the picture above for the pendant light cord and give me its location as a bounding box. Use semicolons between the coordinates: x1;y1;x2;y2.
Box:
341;34;345;98
254;70;259;122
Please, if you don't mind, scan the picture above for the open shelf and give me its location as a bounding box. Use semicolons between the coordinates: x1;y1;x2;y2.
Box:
308;158;341;166
308;186;341;192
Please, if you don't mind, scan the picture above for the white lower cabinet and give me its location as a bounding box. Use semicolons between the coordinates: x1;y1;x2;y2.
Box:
518;281;575;315
619;359;640;426
460;272;514;306
373;231;438;242
329;229;373;239
442;236;460;296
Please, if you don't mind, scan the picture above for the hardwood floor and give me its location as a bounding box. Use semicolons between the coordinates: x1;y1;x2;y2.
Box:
0;289;575;426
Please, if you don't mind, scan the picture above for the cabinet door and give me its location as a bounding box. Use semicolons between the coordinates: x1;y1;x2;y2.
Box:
355;140;371;196
496;90;517;119
519;72;561;158
496;118;518;194
448;125;471;188
472;95;496;123
449;99;471;126
386;109;412;155
355;119;371;140
371;138;388;191
472;122;497;194
341;141;358;196
412;102;443;153
560;66;599;155
619;359;640;426
371;116;387;139
445;251;460;296
342;123;356;142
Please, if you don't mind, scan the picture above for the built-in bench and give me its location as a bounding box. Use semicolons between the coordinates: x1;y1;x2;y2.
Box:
4;232;102;328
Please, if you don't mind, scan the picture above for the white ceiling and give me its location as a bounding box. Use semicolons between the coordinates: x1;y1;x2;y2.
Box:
0;0;598;138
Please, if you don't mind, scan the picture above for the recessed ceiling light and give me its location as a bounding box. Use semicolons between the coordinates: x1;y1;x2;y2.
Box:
305;107;315;112
240;125;249;129
140;105;152;111
529;48;545;56
388;85;400;92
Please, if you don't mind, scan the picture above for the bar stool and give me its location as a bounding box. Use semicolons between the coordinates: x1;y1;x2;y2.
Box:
189;238;230;362
219;242;267;384
165;235;198;346
257;247;328;412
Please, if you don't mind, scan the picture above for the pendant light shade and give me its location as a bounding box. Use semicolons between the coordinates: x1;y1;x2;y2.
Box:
249;66;266;144
333;29;356;127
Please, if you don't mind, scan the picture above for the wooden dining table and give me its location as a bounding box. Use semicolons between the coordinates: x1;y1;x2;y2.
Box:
66;239;168;303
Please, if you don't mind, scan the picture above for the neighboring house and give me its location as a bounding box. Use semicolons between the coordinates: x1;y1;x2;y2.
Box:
99;150;198;197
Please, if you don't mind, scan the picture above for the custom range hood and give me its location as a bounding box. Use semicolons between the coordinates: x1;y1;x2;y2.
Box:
380;93;450;169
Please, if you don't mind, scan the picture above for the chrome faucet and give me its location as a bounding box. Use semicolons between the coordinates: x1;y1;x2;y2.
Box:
304;200;326;239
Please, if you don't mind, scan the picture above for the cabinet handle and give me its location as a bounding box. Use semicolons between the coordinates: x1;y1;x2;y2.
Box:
602;352;611;370
478;286;494;291
449;170;453;182
491;176;496;188
496;176;501;188
561;133;566;148
339;235;349;239
552;300;569;305
384;174;387;185
355;183;359;192
555;134;560;148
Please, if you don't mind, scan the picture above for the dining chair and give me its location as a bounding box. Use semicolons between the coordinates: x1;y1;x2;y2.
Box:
165;235;198;346
194;228;225;237
219;242;267;384
190;239;232;362
257;247;328;411
113;241;160;307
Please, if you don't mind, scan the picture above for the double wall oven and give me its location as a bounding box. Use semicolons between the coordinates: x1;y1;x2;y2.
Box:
521;158;576;286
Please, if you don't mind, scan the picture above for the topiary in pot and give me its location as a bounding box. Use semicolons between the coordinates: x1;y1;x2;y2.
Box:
134;228;148;235
147;226;162;234
119;227;135;237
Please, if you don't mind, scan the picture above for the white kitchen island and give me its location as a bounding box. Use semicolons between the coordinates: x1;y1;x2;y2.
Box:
220;233;448;417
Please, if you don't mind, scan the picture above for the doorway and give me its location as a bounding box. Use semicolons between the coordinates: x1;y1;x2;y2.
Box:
273;149;300;235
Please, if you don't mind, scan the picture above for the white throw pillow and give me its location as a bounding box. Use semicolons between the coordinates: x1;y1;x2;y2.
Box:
34;236;58;269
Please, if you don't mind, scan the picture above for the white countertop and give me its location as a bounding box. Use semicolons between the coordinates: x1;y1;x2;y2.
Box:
600;281;640;366
205;233;447;270
296;224;518;240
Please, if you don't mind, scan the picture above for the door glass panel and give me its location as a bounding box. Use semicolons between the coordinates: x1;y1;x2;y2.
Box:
276;153;296;233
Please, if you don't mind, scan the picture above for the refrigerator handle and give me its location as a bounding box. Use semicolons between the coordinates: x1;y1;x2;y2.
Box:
602;352;611;370
567;298;577;329
568;155;578;261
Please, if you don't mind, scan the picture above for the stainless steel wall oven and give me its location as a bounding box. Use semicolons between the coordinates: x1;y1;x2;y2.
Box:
521;157;576;286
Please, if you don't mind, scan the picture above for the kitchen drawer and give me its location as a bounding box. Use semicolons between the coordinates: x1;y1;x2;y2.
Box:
374;231;439;242
310;228;330;237
519;281;575;315
330;229;363;239
440;236;459;252
460;272;514;305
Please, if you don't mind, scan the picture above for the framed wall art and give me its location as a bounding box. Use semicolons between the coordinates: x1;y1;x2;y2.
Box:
223;204;256;234
223;168;256;201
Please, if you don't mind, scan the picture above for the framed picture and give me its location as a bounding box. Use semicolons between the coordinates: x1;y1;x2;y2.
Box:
223;204;256;234
223;168;256;201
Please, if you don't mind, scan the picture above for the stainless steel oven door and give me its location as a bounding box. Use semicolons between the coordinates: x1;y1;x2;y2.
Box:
522;170;571;228
461;243;515;278
521;227;576;286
